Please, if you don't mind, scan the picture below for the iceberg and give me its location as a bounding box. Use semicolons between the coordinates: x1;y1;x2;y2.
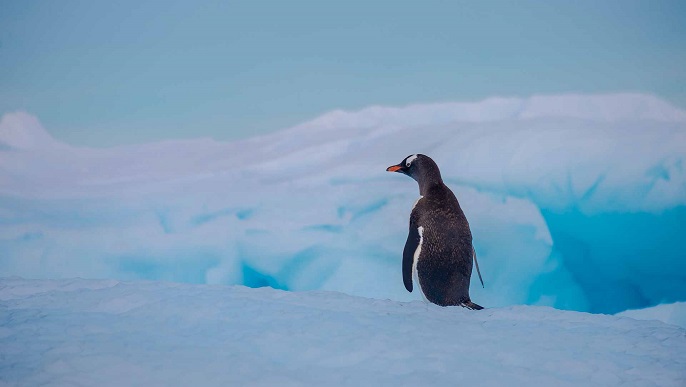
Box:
1;93;685;314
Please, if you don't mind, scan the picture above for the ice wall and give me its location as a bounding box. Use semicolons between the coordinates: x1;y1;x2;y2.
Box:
1;93;685;313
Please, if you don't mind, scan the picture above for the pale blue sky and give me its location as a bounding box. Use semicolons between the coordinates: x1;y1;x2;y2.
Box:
1;0;685;147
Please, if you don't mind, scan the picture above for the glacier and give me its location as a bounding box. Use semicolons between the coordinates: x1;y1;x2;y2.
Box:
1;93;685;315
1;277;684;386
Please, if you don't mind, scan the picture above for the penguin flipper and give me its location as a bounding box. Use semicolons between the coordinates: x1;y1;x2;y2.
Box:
473;246;484;288
402;224;421;293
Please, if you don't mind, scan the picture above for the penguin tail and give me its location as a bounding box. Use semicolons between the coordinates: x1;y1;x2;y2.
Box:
460;300;484;310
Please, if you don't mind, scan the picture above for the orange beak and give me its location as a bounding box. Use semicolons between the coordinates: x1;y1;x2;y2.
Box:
386;165;402;172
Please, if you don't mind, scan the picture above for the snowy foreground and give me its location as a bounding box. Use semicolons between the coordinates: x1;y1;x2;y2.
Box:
1;278;685;387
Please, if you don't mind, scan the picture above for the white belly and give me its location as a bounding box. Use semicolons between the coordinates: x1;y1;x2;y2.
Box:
412;226;429;303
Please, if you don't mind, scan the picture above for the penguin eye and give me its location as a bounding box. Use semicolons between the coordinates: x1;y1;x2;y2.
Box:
405;154;418;167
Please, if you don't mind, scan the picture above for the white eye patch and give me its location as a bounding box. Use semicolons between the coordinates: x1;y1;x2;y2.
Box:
406;154;418;167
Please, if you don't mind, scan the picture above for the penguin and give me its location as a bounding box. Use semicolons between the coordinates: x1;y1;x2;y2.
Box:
386;154;484;309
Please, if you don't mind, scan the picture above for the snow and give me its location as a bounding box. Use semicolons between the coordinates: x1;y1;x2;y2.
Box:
618;303;686;330
1;93;685;317
0;112;64;150
1;277;684;387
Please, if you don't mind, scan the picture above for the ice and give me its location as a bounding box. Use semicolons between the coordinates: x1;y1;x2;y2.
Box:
1;93;685;314
617;302;686;329
0;112;64;150
0;278;684;386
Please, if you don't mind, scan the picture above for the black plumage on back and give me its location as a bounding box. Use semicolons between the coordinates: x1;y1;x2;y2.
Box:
387;154;484;309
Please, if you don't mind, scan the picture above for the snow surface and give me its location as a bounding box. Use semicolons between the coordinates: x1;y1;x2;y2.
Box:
1;277;685;387
618;303;686;330
1;93;685;316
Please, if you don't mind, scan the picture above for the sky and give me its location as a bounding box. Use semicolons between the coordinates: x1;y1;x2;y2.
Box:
1;0;685;147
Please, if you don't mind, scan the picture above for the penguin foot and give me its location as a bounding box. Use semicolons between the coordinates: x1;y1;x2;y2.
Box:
460;301;484;310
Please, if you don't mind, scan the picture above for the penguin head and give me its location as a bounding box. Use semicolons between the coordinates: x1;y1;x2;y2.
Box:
386;154;442;187
386;153;443;195
386;154;420;177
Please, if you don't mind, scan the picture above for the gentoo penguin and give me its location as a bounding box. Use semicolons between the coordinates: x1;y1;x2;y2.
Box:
387;154;484;309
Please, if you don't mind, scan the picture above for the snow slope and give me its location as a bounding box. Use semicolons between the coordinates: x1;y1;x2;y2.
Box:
618;302;686;330
1;93;685;315
1;277;684;387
